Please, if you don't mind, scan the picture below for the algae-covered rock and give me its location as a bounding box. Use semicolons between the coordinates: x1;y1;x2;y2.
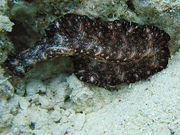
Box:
0;15;14;32
0;34;14;64
0;35;16;98
65;75;115;113
0;0;9;14
0;0;14;64
78;0;140;22
0;66;14;98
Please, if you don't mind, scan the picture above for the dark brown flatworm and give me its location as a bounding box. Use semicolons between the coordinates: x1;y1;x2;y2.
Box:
4;13;170;87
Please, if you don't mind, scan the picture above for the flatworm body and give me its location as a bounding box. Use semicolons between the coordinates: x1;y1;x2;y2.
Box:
4;14;170;87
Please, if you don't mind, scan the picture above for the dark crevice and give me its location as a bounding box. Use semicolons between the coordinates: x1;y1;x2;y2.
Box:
29;122;36;130
126;0;135;11
8;19;40;53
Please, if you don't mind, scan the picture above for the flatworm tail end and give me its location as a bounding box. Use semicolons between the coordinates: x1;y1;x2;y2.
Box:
3;18;76;76
3;40;73;76
3;53;28;76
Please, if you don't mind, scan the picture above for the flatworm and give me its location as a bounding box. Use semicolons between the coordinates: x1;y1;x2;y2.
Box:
4;13;170;87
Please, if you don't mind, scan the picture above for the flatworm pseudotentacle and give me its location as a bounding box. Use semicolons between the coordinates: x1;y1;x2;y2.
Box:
4;13;170;87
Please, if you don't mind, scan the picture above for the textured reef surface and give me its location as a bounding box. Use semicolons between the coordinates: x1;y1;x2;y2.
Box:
4;14;170;87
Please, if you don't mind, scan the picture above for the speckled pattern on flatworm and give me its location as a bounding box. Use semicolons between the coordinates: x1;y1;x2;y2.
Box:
4;13;170;87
